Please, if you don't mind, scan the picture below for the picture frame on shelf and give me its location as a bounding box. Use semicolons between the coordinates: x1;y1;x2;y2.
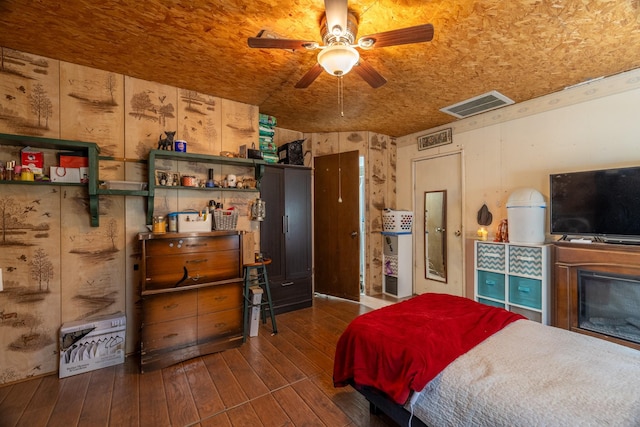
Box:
154;169;178;186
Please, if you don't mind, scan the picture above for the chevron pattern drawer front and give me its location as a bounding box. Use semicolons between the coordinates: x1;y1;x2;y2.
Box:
509;246;542;277
477;243;505;271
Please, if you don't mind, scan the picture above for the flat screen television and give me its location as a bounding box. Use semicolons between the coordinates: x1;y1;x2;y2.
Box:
550;166;640;241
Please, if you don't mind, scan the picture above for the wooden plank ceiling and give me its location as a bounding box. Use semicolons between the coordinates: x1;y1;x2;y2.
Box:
0;0;639;137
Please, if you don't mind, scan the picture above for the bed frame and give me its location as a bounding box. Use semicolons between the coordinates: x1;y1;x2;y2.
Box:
351;381;428;427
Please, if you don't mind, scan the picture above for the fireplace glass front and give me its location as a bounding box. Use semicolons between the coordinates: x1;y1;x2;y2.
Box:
578;269;640;345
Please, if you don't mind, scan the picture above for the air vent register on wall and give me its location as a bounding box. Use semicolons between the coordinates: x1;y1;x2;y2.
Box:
440;90;514;119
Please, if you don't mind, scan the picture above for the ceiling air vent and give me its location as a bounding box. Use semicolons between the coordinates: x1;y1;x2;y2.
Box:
440;90;514;119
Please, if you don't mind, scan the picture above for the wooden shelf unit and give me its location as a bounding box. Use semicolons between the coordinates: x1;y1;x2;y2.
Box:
145;149;265;225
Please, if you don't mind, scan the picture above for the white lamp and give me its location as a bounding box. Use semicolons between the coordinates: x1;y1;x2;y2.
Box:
317;44;360;76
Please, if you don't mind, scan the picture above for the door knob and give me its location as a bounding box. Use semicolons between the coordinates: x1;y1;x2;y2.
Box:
435;227;445;232
351;231;358;238
454;230;461;236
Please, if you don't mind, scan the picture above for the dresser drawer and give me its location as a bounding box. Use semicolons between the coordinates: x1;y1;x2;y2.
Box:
144;250;241;290
197;308;242;341
509;275;542;309
269;276;312;305
143;290;198;324
476;243;505;271
145;235;239;256
142;316;197;352
509;245;543;277
198;282;242;314
477;270;505;300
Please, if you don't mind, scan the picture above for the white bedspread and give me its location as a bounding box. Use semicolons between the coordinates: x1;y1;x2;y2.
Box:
408;320;640;427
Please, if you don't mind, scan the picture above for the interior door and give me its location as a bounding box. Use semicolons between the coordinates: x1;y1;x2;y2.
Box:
314;151;360;301
414;153;464;296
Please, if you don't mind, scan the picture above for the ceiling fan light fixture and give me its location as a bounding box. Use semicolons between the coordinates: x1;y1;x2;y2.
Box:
317;44;360;76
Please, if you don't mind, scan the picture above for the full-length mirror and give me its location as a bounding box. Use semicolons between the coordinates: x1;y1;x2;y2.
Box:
425;190;447;282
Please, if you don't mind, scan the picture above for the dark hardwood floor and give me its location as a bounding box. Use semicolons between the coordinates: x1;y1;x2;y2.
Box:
0;294;398;427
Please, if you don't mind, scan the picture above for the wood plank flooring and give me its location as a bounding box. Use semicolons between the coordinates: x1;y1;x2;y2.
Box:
0;294;399;427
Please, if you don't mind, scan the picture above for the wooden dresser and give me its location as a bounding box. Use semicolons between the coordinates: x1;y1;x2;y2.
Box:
138;231;244;372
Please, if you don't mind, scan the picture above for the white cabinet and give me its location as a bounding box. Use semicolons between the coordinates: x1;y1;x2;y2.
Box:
382;233;412;298
474;241;551;324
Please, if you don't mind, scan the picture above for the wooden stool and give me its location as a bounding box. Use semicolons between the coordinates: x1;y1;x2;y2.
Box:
243;258;277;341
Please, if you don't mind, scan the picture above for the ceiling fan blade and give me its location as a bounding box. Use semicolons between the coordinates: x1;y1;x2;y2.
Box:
353;59;387;88
295;63;324;88
358;23;434;48
324;0;348;36
248;37;316;50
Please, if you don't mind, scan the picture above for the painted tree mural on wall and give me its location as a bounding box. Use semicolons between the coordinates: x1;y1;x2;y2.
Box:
0;195;50;246
0;47;59;136
28;83;53;129
0;196;20;244
29;248;54;292
106;218;118;251
129;90;175;126
105;73;117;105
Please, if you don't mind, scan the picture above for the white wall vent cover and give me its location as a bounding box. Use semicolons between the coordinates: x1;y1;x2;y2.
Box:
440;90;514;119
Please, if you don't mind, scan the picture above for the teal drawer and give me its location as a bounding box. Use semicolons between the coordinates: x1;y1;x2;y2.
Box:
477;271;505;300
509;276;542;309
477;297;505;309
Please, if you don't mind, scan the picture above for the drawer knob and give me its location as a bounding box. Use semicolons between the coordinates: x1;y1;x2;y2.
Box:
281;281;294;287
164;333;178;339
163;303;179;310
517;286;531;293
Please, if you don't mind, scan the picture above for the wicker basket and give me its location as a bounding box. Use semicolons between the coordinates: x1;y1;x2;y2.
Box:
213;209;238;230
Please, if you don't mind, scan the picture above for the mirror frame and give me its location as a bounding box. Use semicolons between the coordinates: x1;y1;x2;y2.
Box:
424;190;447;283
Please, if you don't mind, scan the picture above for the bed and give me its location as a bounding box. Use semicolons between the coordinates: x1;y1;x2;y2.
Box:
333;293;640;427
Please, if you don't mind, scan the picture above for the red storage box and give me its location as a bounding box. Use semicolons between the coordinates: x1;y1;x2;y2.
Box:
59;152;88;168
21;147;44;169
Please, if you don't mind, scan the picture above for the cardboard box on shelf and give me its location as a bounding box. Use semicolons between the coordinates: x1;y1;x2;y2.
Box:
59;312;126;378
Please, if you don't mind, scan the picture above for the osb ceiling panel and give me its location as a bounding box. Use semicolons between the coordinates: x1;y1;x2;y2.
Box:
1;0;639;137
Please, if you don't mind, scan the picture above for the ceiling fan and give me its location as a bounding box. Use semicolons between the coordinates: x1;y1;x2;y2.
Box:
248;0;434;89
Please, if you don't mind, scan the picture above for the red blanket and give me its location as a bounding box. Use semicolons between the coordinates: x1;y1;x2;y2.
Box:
333;293;524;404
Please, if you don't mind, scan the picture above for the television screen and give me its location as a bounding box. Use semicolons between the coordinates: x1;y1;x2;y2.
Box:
550;166;640;238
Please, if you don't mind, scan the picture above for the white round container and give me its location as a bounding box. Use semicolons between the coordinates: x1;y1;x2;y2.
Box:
506;188;546;244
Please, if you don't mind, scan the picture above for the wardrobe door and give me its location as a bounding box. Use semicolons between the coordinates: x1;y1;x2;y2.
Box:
260;166;286;283
284;167;312;280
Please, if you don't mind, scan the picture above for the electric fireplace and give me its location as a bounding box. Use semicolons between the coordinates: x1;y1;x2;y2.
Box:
553;241;640;351
578;270;640;345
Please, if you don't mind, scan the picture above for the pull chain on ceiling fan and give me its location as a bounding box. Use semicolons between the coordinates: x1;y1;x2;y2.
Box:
247;0;434;89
